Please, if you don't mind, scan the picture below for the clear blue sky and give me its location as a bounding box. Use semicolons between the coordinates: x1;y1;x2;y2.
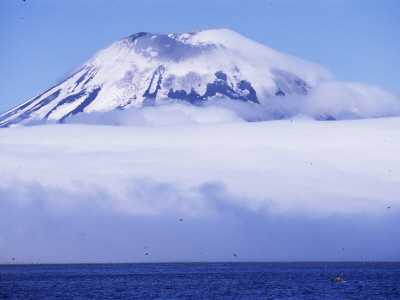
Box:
0;0;399;113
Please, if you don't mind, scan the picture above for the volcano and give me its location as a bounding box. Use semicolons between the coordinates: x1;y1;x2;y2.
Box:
0;29;333;127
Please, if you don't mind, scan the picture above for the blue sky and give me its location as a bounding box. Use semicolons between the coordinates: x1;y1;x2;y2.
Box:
0;0;399;113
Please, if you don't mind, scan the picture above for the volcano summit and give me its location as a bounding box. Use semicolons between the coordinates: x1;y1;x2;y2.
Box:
0;29;337;127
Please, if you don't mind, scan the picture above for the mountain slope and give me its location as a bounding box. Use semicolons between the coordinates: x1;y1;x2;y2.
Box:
0;29;332;127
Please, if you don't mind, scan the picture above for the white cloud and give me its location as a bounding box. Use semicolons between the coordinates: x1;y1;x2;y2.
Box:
306;81;400;119
1;117;400;263
2;118;399;216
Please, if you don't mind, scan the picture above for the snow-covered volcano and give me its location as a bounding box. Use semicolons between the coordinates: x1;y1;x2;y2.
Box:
0;29;335;127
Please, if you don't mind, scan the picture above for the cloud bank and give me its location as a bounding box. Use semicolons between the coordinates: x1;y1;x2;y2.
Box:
1;117;400;263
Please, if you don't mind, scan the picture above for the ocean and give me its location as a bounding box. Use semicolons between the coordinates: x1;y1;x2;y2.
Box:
1;263;399;299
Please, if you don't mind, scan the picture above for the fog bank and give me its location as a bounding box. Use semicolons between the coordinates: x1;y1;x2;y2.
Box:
1;118;399;263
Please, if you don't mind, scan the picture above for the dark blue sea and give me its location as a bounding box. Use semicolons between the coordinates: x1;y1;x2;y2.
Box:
1;263;399;299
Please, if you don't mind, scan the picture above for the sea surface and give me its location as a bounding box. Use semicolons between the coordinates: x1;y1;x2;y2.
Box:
0;263;399;299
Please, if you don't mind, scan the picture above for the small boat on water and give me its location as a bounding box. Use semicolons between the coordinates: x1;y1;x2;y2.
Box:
331;277;343;282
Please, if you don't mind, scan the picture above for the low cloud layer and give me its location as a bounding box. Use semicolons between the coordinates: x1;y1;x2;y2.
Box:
1;186;399;264
1;117;400;263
